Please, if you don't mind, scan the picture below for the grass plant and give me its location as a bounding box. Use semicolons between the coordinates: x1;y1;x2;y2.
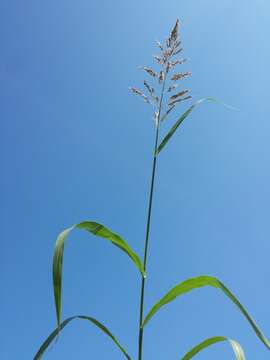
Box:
34;19;269;360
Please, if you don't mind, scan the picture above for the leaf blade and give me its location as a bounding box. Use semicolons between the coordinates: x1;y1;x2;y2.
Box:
53;221;145;326
181;336;245;360
156;97;231;155
76;221;145;277
143;275;270;351
33;315;132;360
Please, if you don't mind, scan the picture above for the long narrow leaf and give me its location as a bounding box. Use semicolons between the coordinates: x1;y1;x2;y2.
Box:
53;221;145;326
156;97;231;155
143;275;270;351
181;336;245;360
33;315;131;360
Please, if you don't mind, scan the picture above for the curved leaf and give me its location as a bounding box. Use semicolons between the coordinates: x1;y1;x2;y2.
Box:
143;275;270;351
33;315;131;360
53;221;145;326
181;336;245;360
156;97;232;155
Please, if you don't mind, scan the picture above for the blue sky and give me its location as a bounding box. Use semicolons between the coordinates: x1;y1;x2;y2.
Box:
1;1;270;359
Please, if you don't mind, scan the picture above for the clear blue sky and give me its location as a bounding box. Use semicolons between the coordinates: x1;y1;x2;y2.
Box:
1;1;270;359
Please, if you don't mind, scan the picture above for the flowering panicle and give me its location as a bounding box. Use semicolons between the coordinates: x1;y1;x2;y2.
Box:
129;19;192;124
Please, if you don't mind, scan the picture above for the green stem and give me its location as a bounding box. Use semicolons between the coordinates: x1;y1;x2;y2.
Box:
138;72;167;360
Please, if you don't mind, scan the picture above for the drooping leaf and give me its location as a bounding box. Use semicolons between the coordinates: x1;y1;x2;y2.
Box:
156;97;233;155
53;221;145;326
143;275;270;351
181;336;245;360
33;315;131;360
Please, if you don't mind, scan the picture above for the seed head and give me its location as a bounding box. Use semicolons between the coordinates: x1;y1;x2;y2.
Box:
130;19;192;124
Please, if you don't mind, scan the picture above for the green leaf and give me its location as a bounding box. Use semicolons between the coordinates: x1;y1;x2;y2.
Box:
143;275;270;351
33;315;132;360
53;221;145;326
181;336;245;360
156;97;232;155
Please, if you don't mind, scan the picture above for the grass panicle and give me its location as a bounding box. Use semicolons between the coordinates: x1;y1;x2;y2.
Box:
129;19;192;126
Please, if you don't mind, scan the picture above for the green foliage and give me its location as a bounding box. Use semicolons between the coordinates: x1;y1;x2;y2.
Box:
181;336;245;360
53;221;145;326
143;275;270;350
34;316;131;360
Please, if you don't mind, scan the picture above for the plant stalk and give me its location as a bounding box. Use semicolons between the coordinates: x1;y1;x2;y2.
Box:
138;71;167;360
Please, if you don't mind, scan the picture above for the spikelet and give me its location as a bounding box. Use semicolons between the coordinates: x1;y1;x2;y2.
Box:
142;66;158;78
169;95;192;106
169;89;189;101
163;48;174;59
173;47;183;56
171;71;192;81
173;40;181;50
168;59;187;69
129;87;143;96
144;81;159;104
167;19;180;48
155;41;163;51
170;19;179;42
129;87;150;103
167;84;178;92
153;55;165;65
144;81;154;95
159;70;164;84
